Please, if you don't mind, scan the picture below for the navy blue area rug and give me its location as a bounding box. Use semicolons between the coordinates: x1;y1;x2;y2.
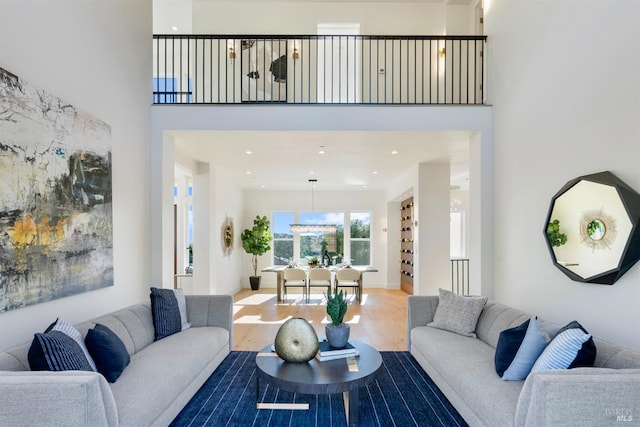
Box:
171;351;468;427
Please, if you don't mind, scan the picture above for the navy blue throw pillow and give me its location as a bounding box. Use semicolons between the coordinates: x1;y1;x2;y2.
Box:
554;320;596;368
85;324;130;383
28;330;94;372
494;318;530;377
150;287;182;341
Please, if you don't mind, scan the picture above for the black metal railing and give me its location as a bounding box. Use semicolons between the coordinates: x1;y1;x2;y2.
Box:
451;258;469;295
153;34;486;105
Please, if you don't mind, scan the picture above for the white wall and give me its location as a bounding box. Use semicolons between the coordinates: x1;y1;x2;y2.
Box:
191;1;447;34
154;0;193;33
212;166;245;295
241;189;387;287
0;0;152;349
416;162;451;295
486;0;640;349
445;4;473;35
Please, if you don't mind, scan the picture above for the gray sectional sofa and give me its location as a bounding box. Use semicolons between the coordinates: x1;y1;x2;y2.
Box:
0;294;233;426
408;295;640;427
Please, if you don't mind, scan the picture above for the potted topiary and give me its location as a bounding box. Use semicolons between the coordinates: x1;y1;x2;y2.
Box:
241;215;273;290
546;219;567;247
324;289;349;348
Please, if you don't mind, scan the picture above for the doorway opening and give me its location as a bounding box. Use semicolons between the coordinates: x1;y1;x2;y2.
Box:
317;23;361;103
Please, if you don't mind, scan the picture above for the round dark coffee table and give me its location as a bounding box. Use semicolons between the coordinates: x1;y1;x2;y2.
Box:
255;340;382;427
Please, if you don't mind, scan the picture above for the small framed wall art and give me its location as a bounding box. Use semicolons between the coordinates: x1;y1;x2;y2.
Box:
222;218;234;256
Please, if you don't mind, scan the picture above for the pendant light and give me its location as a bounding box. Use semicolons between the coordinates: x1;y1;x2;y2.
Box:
289;179;337;233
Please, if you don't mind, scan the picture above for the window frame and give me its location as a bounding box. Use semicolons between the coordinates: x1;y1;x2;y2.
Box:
348;211;372;266
272;211;295;265
271;210;372;267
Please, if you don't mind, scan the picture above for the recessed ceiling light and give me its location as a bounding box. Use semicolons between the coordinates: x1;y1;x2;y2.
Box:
309;171;315;174
372;171;378;175
245;150;252;155
171;26;178;32
391;150;398;154
245;171;251;175
318;150;325;154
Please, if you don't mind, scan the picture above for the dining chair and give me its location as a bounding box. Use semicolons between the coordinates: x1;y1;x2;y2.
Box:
307;267;332;303
335;267;362;301
282;267;307;302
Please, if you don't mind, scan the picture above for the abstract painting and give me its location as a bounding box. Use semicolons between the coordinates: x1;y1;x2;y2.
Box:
0;67;113;312
241;39;287;102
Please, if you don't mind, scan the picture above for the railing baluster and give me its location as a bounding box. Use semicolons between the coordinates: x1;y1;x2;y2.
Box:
451;258;469;295
152;34;486;105
475;40;478;104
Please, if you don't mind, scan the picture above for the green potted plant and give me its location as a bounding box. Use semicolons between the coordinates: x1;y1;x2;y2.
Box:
324;289;349;348
546;219;567;247
308;256;319;268
241;215;273;290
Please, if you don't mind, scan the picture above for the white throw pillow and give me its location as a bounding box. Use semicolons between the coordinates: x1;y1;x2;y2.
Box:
174;288;191;331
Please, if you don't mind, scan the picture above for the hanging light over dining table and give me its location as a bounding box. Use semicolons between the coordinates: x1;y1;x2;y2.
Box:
289;179;337;234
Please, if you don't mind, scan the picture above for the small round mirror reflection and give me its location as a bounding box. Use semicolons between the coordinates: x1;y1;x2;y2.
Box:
587;219;606;241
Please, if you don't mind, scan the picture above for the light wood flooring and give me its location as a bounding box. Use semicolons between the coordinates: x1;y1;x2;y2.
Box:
232;288;409;351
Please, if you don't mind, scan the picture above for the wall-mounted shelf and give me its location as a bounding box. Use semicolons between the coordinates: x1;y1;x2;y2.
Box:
400;196;414;294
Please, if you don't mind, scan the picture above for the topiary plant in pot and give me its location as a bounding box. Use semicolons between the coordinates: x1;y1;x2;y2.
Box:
546;219;567;247
324;289;349;348
241;215;273;290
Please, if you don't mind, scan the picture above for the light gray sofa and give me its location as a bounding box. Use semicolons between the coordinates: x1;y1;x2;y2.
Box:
408;295;640;427
0;294;233;427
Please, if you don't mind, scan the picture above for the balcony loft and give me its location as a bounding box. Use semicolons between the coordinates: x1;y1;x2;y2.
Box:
153;34;487;105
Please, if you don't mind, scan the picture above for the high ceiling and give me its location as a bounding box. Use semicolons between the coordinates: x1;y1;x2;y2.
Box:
173;130;472;193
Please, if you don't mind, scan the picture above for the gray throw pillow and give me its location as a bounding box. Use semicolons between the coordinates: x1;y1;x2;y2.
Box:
427;288;488;337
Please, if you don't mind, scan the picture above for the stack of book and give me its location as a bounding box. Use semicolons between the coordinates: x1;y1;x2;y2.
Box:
315;340;359;362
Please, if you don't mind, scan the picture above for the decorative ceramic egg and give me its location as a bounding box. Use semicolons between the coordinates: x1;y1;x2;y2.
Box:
274;317;319;363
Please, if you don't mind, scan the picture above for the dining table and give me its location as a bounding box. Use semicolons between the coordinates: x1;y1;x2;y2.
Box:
261;265;378;303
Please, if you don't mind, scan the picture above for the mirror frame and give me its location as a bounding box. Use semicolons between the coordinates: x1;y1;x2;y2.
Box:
544;171;640;285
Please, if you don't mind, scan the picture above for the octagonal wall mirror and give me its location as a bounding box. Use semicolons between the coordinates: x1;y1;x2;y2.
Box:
544;171;640;285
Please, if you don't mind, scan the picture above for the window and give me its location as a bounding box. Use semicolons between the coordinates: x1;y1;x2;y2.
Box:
153;77;193;103
299;212;344;264
350;212;371;265
272;212;294;265
273;211;371;266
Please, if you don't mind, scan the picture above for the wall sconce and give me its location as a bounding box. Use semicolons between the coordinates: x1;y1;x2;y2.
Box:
228;47;236;60
382;227;388;233
439;47;446;58
292;47;299;60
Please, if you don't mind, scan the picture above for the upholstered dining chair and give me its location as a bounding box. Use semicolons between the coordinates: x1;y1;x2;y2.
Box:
282;267;307;302
335;267;362;301
307;267;332;303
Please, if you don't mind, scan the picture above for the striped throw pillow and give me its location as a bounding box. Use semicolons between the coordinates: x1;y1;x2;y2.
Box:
47;318;97;371
28;330;94;372
150;287;183;341
531;327;592;373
